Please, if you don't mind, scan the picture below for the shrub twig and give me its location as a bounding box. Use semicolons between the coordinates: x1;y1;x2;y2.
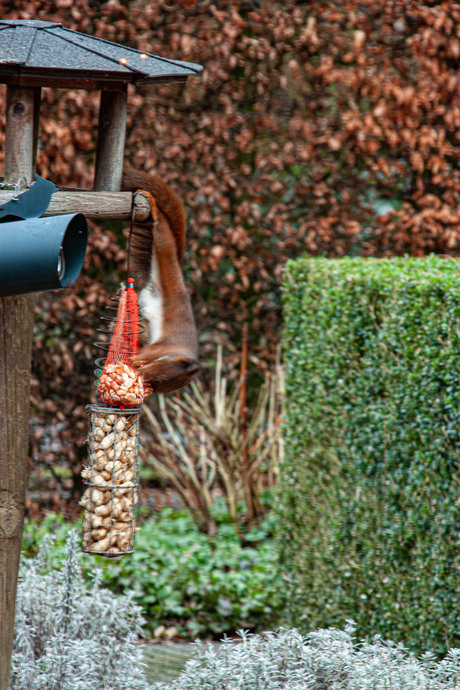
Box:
141;344;284;535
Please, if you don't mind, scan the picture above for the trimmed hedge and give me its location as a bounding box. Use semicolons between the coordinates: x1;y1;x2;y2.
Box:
279;256;460;655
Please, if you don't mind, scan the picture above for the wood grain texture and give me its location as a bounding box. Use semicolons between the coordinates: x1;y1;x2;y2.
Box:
0;190;151;221
0;85;37;690
3;86;40;186
0;296;35;690
94;88;127;192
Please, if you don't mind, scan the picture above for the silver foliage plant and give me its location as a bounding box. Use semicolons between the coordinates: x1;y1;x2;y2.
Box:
11;531;460;689
152;626;460;690
10;529;154;690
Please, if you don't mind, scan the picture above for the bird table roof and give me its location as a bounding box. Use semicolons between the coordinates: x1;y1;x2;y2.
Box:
0;19;202;89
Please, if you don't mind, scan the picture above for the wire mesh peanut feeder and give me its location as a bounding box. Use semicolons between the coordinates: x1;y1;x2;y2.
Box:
81;405;140;555
81;278;150;556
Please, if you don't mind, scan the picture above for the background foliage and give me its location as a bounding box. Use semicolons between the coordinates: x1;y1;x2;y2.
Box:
22;505;284;639
16;529;460;689
141;344;283;536
279;255;460;656
11;530;152;689
0;1;459;508
151;627;460;690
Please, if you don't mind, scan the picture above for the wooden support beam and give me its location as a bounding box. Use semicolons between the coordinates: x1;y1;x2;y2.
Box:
3;86;40;185
0;190;151;221
94;88;127;192
0;85;38;690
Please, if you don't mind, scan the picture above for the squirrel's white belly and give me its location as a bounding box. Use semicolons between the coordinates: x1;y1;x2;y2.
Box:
140;284;163;343
140;247;163;343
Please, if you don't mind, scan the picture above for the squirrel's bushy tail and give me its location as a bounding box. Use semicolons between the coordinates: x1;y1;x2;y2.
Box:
122;169;186;272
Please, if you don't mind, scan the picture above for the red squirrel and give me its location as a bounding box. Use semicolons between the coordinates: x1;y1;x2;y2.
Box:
121;169;201;393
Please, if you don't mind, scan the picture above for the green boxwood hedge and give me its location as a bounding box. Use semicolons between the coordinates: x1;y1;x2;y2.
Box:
279;256;460;655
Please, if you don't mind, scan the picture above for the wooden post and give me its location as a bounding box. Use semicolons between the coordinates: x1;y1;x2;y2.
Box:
3;86;40;183
0;85;39;690
94;87;127;191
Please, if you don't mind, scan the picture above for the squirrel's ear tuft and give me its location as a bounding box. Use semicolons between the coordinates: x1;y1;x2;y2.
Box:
178;357;201;377
131;352;201;394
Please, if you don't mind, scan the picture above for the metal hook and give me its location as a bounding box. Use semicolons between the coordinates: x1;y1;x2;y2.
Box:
11;176;29;201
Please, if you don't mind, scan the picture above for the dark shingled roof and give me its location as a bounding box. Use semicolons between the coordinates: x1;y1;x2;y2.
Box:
0;19;202;88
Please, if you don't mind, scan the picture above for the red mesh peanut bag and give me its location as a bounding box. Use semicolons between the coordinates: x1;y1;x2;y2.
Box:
97;280;150;408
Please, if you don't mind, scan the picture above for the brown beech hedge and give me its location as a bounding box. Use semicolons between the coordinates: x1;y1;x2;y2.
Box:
1;0;459;512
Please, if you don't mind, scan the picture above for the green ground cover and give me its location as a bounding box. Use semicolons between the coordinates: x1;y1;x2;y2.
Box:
22;500;284;639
